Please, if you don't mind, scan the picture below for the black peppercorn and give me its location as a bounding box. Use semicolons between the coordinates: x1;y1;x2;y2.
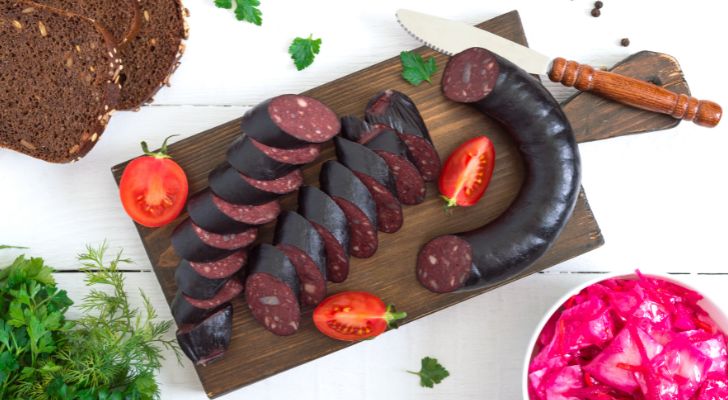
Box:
594;1;604;9
591;8;601;17
620;38;630;47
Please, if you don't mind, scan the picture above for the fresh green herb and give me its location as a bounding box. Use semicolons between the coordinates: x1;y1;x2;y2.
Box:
289;35;322;71
214;0;262;26
0;255;73;399
407;356;450;388
49;244;180;399
0;243;178;400
400;51;437;86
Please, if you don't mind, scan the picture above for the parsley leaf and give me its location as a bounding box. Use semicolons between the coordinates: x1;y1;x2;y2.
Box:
213;0;262;25
289;35;322;71
234;0;262;25
400;51;437;86
0;255;71;399
408;357;450;388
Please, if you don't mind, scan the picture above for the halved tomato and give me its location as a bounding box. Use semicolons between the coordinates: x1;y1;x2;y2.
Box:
313;291;407;341
119;136;188;227
439;136;495;209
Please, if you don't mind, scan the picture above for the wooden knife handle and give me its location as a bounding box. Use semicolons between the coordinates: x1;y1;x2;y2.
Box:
548;57;722;127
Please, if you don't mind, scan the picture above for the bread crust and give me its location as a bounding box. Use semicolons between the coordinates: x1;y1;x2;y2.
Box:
118;0;142;49
116;0;188;110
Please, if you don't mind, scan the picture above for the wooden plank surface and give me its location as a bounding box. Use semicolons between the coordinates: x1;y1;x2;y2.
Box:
110;11;689;398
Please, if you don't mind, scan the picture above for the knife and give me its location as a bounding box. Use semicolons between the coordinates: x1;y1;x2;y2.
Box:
396;9;722;127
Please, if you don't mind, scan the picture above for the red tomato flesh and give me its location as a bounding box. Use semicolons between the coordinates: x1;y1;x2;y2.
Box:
438;136;495;208
119;154;188;228
313;291;407;341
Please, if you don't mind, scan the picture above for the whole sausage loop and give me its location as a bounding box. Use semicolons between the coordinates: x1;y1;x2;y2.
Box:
417;47;581;293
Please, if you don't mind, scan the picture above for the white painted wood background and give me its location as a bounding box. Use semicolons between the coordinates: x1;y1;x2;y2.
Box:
1;0;727;398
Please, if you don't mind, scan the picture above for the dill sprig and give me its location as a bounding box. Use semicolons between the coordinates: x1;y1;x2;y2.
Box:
50;243;180;399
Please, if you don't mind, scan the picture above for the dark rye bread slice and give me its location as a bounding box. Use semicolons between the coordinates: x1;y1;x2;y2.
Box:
0;0;122;163
117;0;188;110
33;0;142;48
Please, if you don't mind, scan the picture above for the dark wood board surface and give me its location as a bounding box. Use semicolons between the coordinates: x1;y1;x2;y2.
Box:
564;50;691;142
112;11;687;398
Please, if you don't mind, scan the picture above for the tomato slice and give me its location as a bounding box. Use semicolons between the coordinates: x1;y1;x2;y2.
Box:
438;136;495;208
119;137;188;227
313;291;407;341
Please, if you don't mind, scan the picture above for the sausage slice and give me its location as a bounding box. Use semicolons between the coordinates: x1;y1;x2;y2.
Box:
227;135;299;180
334;137;402;233
209;163;303;205
241;95;340;148
364;90;441;181
245;244;301;336
320;161;378;258
171;279;243;325
341;116;426;205
176;303;233;366
175;259;230;299
273;211;327;306
298;186;351;283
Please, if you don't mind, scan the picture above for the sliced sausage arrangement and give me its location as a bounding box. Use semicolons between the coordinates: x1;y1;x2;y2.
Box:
170;94;339;363
245;91;436;337
171;90;439;353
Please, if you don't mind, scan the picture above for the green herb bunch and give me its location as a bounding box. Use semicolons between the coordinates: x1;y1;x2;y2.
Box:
0;254;73;399
0;244;178;400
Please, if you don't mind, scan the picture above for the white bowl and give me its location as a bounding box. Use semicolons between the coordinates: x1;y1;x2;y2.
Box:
521;272;728;399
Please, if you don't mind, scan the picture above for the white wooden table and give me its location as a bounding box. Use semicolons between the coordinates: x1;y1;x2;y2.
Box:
2;0;727;398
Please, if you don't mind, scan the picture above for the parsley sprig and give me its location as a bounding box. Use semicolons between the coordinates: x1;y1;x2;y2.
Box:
214;0;262;25
0;254;73;399
289;35;322;71
400;51;438;86
407;356;450;388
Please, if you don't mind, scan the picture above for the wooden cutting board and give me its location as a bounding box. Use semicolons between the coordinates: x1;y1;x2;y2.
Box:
112;11;689;398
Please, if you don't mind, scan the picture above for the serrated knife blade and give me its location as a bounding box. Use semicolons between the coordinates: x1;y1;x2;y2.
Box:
396;9;552;74
395;9;722;127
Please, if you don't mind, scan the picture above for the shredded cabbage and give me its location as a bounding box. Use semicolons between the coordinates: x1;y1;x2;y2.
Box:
528;273;728;400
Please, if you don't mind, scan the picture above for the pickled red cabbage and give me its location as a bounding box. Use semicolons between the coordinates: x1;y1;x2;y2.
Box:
528;273;728;400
